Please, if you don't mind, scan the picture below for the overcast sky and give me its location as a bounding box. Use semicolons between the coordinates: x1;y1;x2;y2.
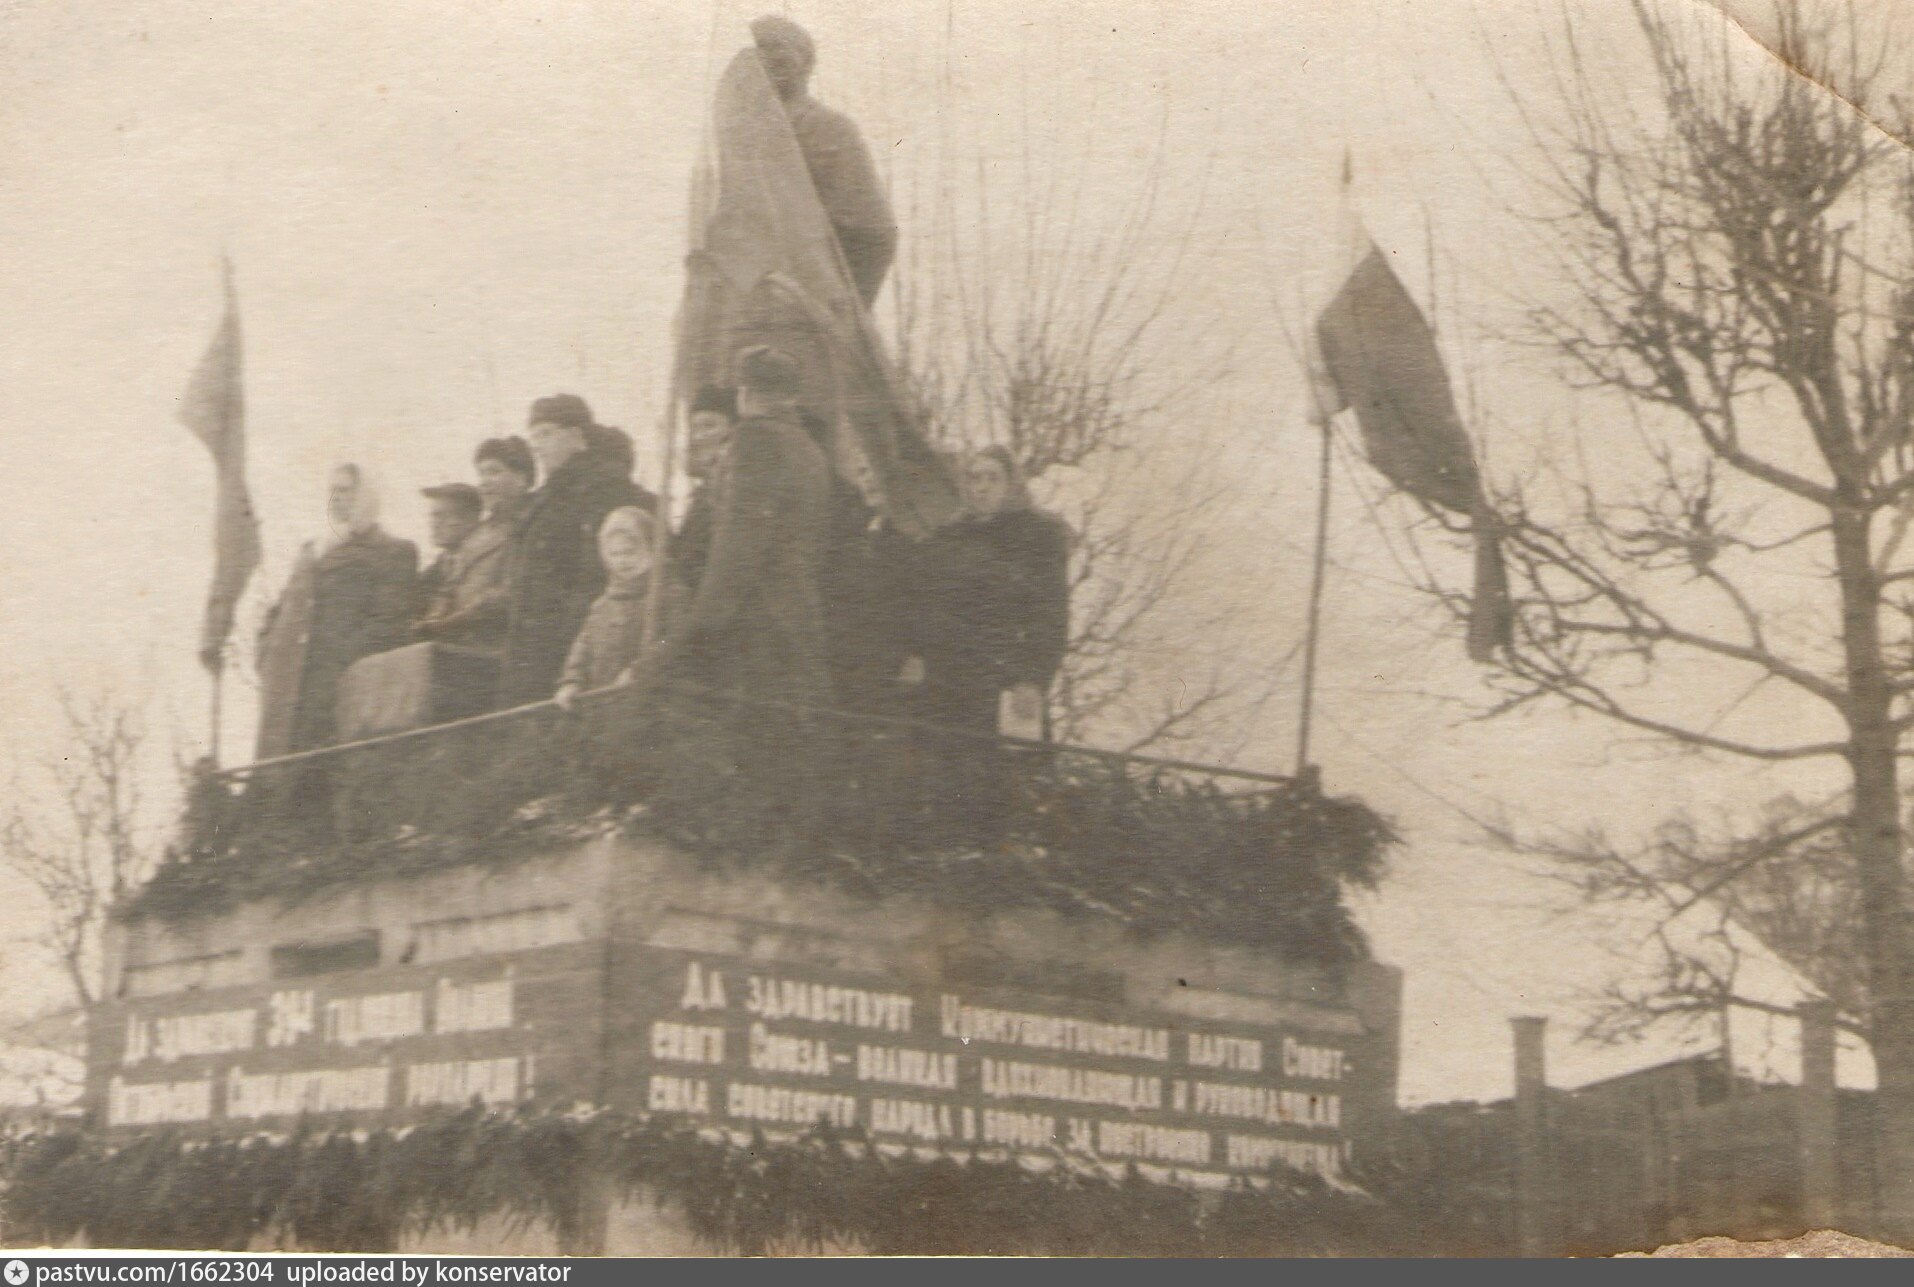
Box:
0;0;1894;1103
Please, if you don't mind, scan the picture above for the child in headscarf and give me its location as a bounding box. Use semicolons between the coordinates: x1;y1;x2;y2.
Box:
554;507;674;710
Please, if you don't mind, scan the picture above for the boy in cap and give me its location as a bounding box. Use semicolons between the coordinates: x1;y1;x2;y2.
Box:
413;439;534;658
415;482;484;638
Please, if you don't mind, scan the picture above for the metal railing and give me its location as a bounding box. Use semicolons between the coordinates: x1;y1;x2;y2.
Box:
145;673;1375;964
214;676;1298;790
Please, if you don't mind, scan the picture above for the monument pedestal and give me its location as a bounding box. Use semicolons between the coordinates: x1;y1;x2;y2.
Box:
92;829;1401;1253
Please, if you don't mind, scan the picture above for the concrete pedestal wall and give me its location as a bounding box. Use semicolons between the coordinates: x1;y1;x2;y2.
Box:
109;828;1400;1066
93;827;1401;1254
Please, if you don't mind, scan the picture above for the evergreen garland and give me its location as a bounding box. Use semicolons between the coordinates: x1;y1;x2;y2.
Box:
0;1106;1409;1255
131;693;1394;966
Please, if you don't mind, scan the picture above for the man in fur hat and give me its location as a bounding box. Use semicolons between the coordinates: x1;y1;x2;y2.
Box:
497;394;656;707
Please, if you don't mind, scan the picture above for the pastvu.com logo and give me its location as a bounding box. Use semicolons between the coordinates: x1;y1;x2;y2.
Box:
5;1258;30;1286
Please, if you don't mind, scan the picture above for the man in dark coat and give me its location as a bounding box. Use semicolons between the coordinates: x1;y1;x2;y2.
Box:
752;15;897;307
628;347;832;849
794;409;902;714
497;394;657;708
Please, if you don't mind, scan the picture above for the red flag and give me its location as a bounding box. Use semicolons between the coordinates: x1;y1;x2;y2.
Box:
675;47;958;538
1310;221;1512;662
178;263;262;672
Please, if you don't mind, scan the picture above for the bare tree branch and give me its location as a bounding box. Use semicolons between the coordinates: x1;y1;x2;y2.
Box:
0;690;161;1006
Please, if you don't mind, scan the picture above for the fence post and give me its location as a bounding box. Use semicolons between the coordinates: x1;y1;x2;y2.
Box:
1797;999;1838;1231
1512;1015;1557;1256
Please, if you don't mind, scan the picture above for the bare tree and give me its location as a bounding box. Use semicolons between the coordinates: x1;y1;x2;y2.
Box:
1400;0;1914;1233
1508;798;1865;1044
0;690;162;1006
889;126;1268;753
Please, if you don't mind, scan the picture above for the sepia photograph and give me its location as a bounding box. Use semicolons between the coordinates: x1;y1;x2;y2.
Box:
1;0;1912;1259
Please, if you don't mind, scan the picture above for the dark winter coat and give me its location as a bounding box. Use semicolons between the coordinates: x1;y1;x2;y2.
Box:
497;447;657;707
648;406;831;707
668;484;720;596
791;411;903;711
255;528;420;758
417;497;524;651
912;506;1072;707
821;478;910;711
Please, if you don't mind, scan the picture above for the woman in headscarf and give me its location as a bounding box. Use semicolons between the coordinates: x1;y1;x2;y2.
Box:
255;463;420;758
901;445;1072;847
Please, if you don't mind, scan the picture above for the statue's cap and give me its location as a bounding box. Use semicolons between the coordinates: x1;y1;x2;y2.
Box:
751;14;815;62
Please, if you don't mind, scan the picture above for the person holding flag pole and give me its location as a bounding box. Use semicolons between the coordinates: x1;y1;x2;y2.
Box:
176;258;261;768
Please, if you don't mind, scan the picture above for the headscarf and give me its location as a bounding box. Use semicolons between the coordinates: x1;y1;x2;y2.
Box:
963;445;1032;517
318;461;382;553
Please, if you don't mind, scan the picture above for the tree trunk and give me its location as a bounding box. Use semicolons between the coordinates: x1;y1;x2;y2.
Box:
1834;508;1914;1239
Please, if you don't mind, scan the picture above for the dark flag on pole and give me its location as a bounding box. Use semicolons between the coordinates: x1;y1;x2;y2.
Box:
1309;209;1513;662
178;262;262;673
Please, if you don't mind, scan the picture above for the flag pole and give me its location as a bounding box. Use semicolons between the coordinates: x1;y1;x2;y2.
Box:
1278;287;1338;776
208;658;225;769
644;364;683;651
1294;412;1333;774
208;248;230;773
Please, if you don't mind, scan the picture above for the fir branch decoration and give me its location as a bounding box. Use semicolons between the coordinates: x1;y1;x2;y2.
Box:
131;690;1395;966
0;1106;1408;1255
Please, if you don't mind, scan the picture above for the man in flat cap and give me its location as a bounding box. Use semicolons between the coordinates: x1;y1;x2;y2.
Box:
414;482;486;643
627;346;833;851
752;14;897;308
498;393;657;707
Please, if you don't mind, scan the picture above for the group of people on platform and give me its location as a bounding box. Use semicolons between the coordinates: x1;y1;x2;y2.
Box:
254;344;1073;848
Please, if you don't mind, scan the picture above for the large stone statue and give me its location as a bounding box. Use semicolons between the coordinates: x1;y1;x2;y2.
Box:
675;19;959;541
751;15;897;308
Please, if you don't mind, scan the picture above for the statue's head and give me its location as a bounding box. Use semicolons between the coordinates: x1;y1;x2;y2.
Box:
751;14;815;99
